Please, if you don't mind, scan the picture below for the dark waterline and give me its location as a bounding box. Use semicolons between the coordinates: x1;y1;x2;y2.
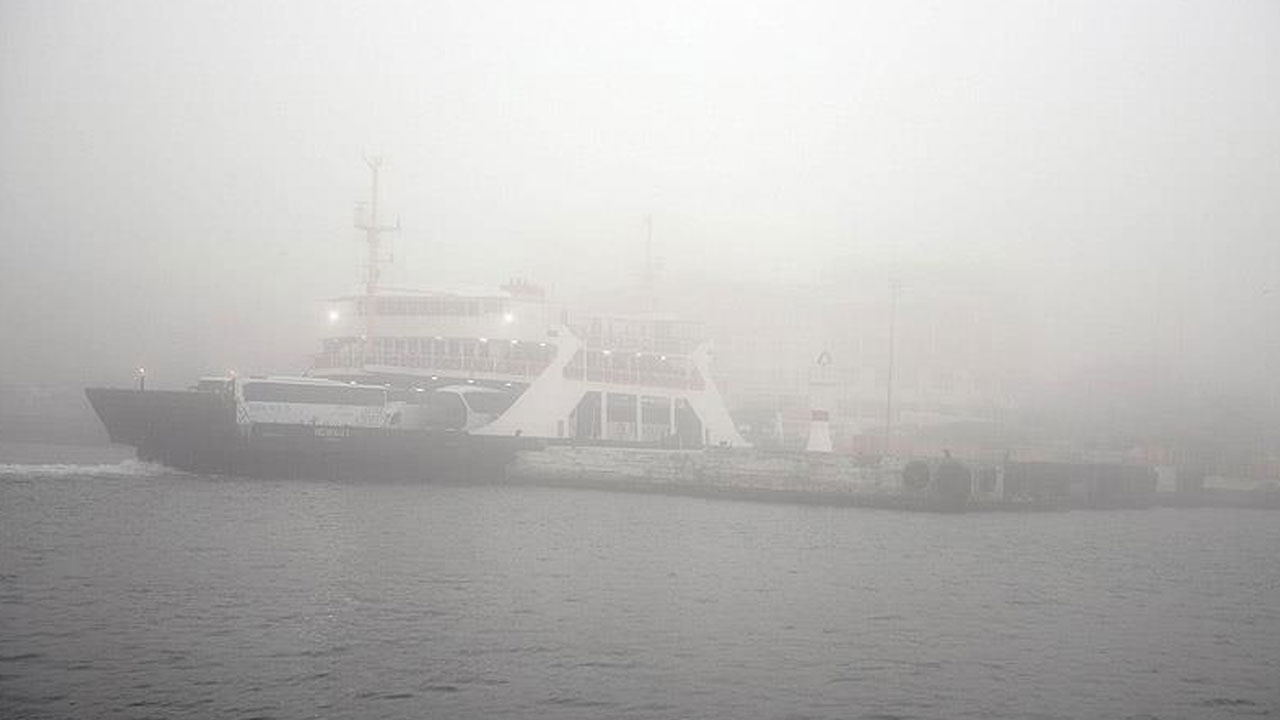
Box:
1;444;1277;719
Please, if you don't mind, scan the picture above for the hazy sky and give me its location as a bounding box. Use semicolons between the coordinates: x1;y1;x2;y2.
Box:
1;0;1277;390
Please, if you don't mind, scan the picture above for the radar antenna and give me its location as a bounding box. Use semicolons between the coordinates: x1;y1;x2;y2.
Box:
354;157;400;366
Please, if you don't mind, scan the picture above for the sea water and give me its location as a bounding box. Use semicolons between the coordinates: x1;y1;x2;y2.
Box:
1;443;1277;719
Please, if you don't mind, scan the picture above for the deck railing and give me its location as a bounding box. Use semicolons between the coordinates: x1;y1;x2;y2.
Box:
314;351;552;378
315;350;708;390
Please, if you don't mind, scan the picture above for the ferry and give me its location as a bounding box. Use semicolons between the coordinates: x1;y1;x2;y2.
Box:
86;160;746;482
85;284;749;482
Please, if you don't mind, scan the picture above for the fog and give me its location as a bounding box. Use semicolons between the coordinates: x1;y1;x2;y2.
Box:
6;5;1280;715
2;0;1277;407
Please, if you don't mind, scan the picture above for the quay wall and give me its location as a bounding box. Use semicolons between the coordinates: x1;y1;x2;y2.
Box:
507;446;1170;511
507;446;943;508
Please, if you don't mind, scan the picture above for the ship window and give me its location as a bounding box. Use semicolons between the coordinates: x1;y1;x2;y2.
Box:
416;392;467;429
461;392;516;415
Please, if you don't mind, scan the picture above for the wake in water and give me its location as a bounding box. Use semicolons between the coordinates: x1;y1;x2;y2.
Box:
0;458;174;480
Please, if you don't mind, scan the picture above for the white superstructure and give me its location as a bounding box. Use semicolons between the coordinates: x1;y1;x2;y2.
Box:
311;281;746;447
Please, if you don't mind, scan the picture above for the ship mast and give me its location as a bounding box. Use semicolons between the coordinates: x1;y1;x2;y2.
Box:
355;157;398;366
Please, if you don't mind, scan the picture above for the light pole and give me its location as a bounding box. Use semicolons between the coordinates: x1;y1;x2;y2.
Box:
883;279;901;462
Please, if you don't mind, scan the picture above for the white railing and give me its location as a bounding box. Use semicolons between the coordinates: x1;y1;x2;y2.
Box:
314;351;552;378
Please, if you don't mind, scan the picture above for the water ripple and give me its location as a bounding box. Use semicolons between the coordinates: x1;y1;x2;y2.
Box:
1;462;1277;719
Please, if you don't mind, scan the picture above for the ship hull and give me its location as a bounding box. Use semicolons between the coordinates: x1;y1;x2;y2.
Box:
85;388;535;482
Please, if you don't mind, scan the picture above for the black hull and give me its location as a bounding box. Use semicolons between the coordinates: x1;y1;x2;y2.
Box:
85;388;537;482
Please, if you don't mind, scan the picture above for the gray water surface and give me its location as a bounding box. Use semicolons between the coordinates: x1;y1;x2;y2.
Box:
2;445;1277;719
